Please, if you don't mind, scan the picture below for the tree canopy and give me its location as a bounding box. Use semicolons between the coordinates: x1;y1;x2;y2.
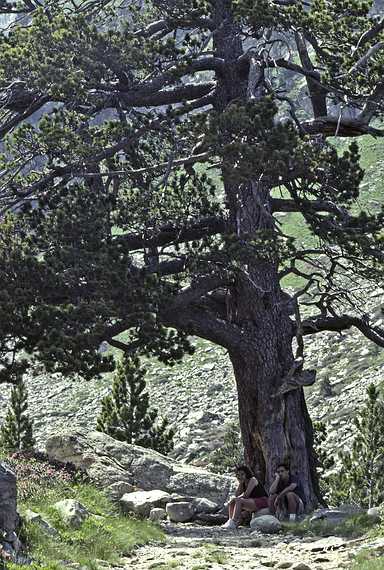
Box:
0;0;384;503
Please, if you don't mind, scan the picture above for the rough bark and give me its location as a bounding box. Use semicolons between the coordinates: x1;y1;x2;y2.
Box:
212;1;319;508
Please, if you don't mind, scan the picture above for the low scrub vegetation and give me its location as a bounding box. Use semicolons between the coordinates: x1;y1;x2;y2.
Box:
0;451;164;570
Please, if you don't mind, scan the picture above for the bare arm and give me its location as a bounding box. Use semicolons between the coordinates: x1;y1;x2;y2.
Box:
243;477;258;498
269;474;280;495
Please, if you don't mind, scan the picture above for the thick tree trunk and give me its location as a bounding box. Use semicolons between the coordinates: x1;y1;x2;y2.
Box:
229;342;319;509
211;1;320;508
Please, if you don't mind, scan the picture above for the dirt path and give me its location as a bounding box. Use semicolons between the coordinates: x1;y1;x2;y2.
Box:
122;524;384;570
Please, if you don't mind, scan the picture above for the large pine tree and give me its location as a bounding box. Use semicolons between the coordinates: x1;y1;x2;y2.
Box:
0;1;384;506
97;355;174;454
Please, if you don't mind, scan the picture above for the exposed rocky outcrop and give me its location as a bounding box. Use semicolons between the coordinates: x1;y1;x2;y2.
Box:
1;295;383;470
45;430;235;507
0;463;18;532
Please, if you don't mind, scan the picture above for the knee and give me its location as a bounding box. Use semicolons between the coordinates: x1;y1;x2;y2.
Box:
286;492;296;500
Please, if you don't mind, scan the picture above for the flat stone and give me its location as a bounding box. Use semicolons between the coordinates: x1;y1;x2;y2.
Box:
120;490;171;518
166;502;195;523
191;497;219;514
302;537;347;552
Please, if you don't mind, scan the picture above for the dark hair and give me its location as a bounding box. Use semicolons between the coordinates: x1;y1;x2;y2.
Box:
277;462;290;471
235;464;253;479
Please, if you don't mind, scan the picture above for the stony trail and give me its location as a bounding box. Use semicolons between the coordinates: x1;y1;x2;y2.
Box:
122;524;384;570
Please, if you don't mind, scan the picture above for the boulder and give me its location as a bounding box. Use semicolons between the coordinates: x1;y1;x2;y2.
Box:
45;430;235;506
166;502;195;523
0;463;18;532
250;515;282;534
120;490;170;517
191;497;218;514
53;500;89;529
252;507;271;518
367;507;381;521
149;508;166;522
24;510;58;536
105;481;136;501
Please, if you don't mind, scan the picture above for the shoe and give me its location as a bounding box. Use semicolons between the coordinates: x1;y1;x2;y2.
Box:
289;514;297;522
222;519;237;529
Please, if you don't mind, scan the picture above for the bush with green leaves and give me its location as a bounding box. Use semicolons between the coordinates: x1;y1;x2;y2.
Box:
0;376;34;452
97;355;174;455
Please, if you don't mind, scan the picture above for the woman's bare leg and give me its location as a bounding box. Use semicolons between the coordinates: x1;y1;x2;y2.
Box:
228;499;236;519
232;498;257;522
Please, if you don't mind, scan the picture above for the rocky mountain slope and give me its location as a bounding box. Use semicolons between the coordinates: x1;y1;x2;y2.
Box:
1;291;383;467
1;135;383;471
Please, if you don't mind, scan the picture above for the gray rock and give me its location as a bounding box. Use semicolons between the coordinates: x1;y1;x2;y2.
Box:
53;500;89;528
309;509;352;525
0;463;18;532
149;508;166;522
191;497;219;514
166;501;195;523
302;536;347;552
105;481;136;501
195;512;227;525
120;490;171;518
250;514;282;534
24;509;58;536
291;565;312;570
45;430;235;506
367;507;381;521
252;507;270;518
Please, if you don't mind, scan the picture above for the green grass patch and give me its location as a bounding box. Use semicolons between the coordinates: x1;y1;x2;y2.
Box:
1;454;165;570
352;549;384;570
203;545;228;565
284;513;380;539
19;483;164;569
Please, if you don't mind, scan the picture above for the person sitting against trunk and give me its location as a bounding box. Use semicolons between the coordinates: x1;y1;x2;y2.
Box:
268;462;306;521
222;464;269;529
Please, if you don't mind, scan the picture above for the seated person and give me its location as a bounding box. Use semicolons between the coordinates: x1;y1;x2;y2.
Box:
222;464;269;529
268;462;306;521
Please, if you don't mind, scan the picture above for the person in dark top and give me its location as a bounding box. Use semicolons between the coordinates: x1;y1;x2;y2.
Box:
222;464;269;529
268;462;306;521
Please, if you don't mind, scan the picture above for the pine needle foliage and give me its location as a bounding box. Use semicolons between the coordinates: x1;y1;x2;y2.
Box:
0;376;35;452
97;355;174;455
209;422;244;474
336;384;384;508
